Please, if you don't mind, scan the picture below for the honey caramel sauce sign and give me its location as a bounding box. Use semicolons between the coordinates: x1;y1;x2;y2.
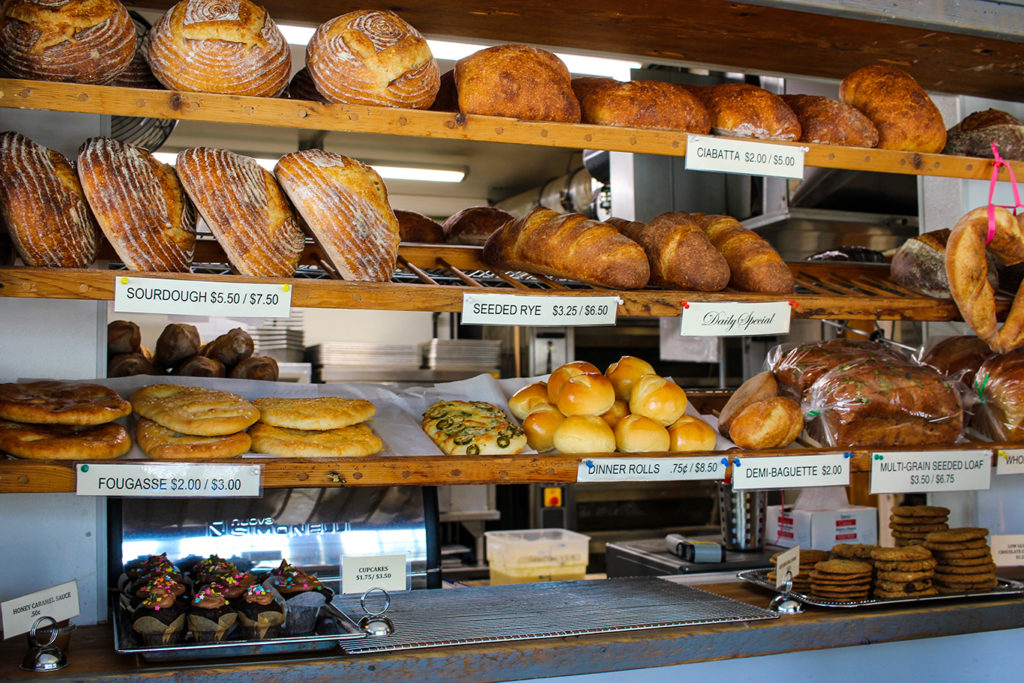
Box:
1;580;79;639
576;456;724;482
685;134;806;179
680;301;792;337
75;462;262;498
731;454;850;490
869;450;992;494
462;292;619;326
114;276;292;318
996;448;1024;475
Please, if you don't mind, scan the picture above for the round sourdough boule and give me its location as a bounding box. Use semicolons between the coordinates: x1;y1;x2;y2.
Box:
252;397;376;430
248;422;383;457
0;419;130;459
136;418;250;460
0;381;131;426
131;384;259;436
394;209;444;243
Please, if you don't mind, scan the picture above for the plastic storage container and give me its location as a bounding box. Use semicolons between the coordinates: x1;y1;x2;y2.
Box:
485;529;590;585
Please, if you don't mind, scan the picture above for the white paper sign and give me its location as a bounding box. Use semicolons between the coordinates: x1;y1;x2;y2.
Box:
341;554;407;595
76;462;262;498
996;448;1024;475
775;547;801;589
462;293;618;326
990;534;1024;567
576;456;725;482
685;134;806;179
680;301;791;337
1;580;79;639
732;454;849;490
869;450;991;494
114;276;292;318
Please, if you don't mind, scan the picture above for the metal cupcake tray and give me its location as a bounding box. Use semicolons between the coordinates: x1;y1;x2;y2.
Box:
738;568;1024;609
112;599;366;662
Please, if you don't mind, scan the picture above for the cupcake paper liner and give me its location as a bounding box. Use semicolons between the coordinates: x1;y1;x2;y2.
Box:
187;612;237;643
132;613;185;646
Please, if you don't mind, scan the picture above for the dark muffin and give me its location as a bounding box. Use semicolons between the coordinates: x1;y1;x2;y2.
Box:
131;590;186;646
187;585;237;642
236;584;285;640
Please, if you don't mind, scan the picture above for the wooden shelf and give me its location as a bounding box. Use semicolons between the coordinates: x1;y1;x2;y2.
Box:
0;78;1019;181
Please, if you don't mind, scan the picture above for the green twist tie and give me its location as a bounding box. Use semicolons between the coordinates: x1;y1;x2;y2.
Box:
805;410;820;419
977;372;990;404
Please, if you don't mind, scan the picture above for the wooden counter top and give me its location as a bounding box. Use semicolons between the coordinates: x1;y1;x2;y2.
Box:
2;581;1022;682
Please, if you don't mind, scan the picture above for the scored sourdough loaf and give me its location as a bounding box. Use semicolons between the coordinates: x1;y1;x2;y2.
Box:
109;12;162;89
0;0;136;84
840;64;946;153
275;149;400;282
571;77;711;133
0;419;131;460
687;83;800;141
176;147;305;278
77;137;196;272
945;109;1024;160
482;208;650;289
607;213;729;292
306;9;439;108
780;95;879;147
0;131;99;267
691;213;794;294
147;0;291;96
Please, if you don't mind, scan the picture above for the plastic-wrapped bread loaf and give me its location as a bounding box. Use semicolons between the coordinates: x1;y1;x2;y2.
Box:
147;0;291;96
482;207;649;289
608;213;729;292
0;131;98;267
691;213;794;294
175;147;305;277
840;64;946;153
275;149;400;282
77;137;196;272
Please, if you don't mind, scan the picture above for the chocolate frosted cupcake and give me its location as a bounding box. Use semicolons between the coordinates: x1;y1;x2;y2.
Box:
129;574;188;609
192;556;238;586
210;570;257;601
188;585;237;643
132;590;186;646
236;585;285;640
268;561;333;635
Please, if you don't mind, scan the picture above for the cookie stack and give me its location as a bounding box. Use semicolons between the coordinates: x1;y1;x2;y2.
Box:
923;527;998;593
870;545;937;598
889;505;950;546
767;548;828;593
809;559;873;601
0;381;132;460
131;385;259;459
248;397;383;457
830;543;877;565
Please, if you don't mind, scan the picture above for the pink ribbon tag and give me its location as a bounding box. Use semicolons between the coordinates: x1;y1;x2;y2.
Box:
987;141;1023;244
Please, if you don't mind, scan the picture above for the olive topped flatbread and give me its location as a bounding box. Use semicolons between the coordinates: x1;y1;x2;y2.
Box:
422;400;526;456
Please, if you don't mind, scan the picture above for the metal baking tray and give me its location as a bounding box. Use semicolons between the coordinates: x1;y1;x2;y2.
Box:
112;598;366;662
738;568;1024;608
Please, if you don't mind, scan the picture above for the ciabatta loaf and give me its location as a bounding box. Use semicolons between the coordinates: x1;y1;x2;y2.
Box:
688;83;800;141
781;94;879;147
572;77;711;133
306;9;438;108
482;208;649;289
840;64;946;153
147;0;290;96
77;137;195;272
275;149;399;282
176;147;304;277
609;213;729;291
0;131;98;267
0;0;136;83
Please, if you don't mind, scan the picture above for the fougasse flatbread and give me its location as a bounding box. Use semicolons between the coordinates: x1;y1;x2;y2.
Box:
0;419;131;460
136;418;251;460
0;381;131;426
252;397;376;430
248;422;383;457
421;400;526;456
131;384;259;436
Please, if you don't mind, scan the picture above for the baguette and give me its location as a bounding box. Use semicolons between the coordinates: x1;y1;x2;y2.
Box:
482;208;649;289
608;213;729;291
691;213;794;294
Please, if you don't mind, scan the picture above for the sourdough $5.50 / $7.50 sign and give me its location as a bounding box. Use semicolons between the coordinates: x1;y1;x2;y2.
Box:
115;276;292;318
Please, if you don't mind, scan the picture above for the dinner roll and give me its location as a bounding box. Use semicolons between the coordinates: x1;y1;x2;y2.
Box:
668;415;717;452
615;414;670;453
556;373;616;416
546;360;601;403
523;404;564;452
600;399;629;429
628;375;688;426
605;355;656;401
508;381;549;420
553;415;615;454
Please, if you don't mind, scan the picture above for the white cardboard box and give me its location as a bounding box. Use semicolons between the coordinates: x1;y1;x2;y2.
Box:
766;505;878;550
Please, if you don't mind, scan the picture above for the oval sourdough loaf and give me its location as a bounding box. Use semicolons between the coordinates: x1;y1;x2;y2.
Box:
780;94;879;147
608;213;729;292
571;77;711;133
691;213;794;294
840;64;946;153
688;83;800;141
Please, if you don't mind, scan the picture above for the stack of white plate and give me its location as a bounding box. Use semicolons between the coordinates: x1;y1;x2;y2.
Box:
246;311;305;362
308;342;422;368
422;339;503;371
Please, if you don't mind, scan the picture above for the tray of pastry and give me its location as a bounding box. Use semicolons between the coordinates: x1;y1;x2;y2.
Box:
737;568;1024;608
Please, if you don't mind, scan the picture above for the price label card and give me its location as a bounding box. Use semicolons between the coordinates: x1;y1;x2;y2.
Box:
996;448;1024;475
685;134;806;179
775;547;800;590
680;301;791;337
732;454;849;490
462;293;618;326
1;580;79;639
76;462;262;498
341;554;407;595
577;457;724;482
869;450;991;494
114;276;292;318
990;534;1024;567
